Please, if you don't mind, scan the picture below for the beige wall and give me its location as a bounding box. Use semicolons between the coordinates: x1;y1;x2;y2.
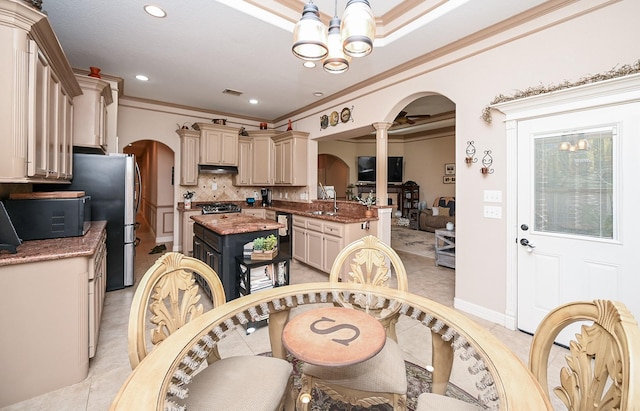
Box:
114;0;639;327
287;0;640;327
318;135;455;207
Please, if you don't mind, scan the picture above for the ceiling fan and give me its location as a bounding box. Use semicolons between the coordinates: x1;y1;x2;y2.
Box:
393;111;432;126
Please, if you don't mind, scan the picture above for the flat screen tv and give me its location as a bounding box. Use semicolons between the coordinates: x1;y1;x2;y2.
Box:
357;156;404;183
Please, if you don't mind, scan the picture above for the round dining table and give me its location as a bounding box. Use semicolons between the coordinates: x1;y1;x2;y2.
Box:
109;282;553;410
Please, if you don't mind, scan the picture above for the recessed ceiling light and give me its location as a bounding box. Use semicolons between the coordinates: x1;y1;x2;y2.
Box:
136;74;149;81
313;91;324;97
303;61;316;68
249;99;258;105
144;5;166;18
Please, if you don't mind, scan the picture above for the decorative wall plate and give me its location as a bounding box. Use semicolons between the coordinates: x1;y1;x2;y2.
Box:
340;107;351;123
320;115;329;129
330;111;339;126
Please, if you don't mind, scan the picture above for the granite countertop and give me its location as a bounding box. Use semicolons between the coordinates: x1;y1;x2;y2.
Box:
179;200;380;224
0;221;107;267
191;214;284;235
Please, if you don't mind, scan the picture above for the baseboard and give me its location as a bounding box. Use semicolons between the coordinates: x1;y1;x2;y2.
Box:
453;297;515;330
155;235;173;244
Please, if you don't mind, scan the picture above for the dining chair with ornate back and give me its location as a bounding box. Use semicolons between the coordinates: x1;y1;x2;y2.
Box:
528;299;640;411
416;299;640;411
296;235;409;410
128;252;294;411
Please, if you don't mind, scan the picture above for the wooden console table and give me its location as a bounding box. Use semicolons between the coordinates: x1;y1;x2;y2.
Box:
435;229;455;268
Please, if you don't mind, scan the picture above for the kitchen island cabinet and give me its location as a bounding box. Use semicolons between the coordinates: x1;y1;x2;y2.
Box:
191;213;284;300
0;221;107;407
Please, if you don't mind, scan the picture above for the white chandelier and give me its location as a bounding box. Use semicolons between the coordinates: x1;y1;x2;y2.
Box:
292;0;375;74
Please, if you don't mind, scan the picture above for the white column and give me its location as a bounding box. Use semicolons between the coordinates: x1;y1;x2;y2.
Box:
372;122;392;245
372;122;392;205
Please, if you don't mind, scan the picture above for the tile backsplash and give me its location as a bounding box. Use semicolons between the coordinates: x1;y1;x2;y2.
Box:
181;174;310;203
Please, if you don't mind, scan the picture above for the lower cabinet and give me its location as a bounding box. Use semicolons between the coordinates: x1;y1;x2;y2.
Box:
0;224;107;407
242;208;266;218
88;228;107;358
181;209;201;257
292;215;367;273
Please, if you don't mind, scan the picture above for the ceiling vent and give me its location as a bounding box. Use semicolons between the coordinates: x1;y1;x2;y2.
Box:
222;88;243;96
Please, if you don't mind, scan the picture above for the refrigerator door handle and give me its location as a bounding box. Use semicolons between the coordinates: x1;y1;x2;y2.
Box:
135;161;142;214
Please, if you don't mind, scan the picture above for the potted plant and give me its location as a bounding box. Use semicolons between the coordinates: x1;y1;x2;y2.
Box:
253;237;265;253
251;235;278;260
183;190;195;209
263;234;278;252
355;191;376;217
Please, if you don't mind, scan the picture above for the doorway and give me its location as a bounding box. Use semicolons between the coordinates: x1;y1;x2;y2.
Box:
124;140;175;244
318;154;349;200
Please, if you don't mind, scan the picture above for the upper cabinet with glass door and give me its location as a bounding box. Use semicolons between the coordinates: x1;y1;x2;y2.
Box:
0;0;81;183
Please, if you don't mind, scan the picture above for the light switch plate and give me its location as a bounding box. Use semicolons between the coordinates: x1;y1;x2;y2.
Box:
484;205;502;219
483;190;502;203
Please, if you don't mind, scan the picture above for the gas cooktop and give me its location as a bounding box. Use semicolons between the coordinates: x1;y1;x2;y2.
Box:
200;203;241;215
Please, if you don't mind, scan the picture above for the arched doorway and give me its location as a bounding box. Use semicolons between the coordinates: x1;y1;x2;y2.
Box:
124;140;174;244
318;154;349;200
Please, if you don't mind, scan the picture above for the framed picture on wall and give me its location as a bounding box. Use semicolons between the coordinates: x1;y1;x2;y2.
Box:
445;163;455;175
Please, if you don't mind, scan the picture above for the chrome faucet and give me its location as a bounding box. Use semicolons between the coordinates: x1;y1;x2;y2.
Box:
333;195;339;214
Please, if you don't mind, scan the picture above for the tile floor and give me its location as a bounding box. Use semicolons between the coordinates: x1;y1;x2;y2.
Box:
1;221;567;410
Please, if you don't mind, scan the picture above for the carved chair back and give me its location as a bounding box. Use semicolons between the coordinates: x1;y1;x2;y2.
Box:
128;252;226;369
529;299;640;410
329;235;409;341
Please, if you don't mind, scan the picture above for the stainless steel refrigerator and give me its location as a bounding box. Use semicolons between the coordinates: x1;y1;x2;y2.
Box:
38;153;140;290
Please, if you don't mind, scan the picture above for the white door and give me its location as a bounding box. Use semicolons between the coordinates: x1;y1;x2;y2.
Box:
517;102;640;345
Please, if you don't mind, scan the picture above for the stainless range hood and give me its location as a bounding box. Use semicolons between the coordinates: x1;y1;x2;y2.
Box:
198;164;238;175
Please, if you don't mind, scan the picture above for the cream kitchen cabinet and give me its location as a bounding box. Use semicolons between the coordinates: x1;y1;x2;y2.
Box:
251;135;274;185
0;221;106;407
234;136;252;186
88;227;107;358
235;131;277;186
292;215;367;273
0;2;81;183
196;123;238;166
272;131;308;186
73;75;113;152
177;129;200;186
265;210;277;221
249;130;278;186
242;208;266;218
181;209;201;257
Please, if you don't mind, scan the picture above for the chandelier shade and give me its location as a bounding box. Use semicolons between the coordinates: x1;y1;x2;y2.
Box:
292;3;328;61
323;16;350;74
341;0;375;57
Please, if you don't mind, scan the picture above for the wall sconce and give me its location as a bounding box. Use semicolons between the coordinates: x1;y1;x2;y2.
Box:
465;141;477;164
481;150;494;175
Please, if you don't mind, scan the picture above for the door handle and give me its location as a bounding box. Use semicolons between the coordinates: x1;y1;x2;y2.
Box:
520;238;536;252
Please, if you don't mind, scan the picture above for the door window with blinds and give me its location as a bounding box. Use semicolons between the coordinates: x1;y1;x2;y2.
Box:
533;125;615;239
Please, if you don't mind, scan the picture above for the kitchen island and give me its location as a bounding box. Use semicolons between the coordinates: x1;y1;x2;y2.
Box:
191;213;284;300
0;221;107;407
